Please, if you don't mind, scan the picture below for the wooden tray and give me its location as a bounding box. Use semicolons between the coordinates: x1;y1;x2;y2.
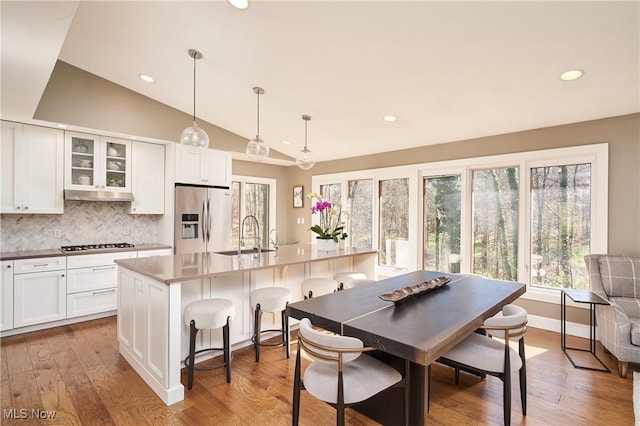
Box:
379;276;451;304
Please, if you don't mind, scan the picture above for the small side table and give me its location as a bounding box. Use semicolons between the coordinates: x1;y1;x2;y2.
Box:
561;289;611;372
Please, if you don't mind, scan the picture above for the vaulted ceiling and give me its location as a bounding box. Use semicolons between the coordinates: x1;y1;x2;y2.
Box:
2;1;638;163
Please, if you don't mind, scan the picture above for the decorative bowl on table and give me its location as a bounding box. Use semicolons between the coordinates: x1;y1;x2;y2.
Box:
379;276;451;304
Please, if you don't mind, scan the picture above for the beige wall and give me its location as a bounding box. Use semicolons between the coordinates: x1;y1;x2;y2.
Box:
34;61;640;325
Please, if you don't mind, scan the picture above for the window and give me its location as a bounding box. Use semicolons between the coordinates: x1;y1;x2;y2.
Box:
320;183;342;206
347;179;373;249
472;167;519;281
530;164;591;290
231;177;276;250
379;178;409;268
312;143;607;302
423;175;461;273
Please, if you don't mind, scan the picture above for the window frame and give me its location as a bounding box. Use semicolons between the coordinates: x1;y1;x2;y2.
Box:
312;143;607;303
231;175;277;250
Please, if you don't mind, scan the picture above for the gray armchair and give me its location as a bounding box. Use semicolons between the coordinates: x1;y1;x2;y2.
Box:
585;254;640;377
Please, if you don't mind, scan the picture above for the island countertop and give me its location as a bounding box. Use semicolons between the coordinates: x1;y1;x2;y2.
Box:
114;244;377;284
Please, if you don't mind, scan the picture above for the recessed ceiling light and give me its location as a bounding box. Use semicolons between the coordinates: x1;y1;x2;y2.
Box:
228;0;248;9
282;140;291;145
560;69;584;81
139;74;155;83
384;115;397;122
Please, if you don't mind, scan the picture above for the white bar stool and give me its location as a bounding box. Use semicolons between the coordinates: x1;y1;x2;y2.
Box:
334;272;367;290
250;286;292;362
183;298;234;390
342;278;376;290
301;277;338;299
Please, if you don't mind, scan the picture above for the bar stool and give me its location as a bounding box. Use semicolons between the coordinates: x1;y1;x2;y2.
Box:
183;298;234;390
334;272;367;290
301;277;338;299
250;286;292;362
342;278;376;290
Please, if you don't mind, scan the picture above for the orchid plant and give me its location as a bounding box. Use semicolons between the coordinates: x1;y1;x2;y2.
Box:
307;192;348;242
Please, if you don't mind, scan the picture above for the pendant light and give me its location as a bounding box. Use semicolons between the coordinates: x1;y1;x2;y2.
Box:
296;115;315;170
180;49;210;154
245;87;270;161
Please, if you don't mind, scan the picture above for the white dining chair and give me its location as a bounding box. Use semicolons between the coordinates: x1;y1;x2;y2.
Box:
437;304;528;426
333;272;367;290
292;318;406;426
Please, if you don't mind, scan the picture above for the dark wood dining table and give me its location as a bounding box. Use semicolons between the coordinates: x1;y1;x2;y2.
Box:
286;270;526;425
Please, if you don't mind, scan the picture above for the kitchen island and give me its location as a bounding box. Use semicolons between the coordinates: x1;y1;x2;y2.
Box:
115;244;377;405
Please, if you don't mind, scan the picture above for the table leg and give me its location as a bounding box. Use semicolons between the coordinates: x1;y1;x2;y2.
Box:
409;361;429;425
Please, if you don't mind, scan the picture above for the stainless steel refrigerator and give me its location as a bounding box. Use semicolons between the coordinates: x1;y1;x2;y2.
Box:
174;184;232;254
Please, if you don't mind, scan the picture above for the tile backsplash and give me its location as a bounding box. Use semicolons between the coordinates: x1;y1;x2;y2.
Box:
1;201;161;252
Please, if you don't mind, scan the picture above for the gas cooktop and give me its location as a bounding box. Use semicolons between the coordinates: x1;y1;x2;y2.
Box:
60;243;135;252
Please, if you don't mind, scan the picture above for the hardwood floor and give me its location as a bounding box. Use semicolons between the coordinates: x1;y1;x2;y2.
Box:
0;317;635;425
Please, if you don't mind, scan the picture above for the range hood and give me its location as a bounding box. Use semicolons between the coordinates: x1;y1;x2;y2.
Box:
64;190;134;202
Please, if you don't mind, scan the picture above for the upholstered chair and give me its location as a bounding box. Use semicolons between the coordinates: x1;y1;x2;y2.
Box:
585;254;640;377
292;318;405;426
438;304;528;426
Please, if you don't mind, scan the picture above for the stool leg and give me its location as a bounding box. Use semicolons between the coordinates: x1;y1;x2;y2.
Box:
254;304;263;362
281;307;290;359
187;320;198;390
223;316;231;383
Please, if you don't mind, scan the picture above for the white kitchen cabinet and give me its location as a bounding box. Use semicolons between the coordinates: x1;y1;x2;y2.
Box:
66;251;135;318
129;141;165;214
13;257;66;328
174;144;231;187
65;131;132;192
1;261;13;331
1;121;64;214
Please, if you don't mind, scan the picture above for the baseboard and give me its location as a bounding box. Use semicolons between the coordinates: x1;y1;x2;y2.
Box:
527;313;594;340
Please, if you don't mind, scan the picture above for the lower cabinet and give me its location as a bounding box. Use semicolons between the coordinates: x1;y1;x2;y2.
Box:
13;258;66;328
66;251;136;319
1;261;13;331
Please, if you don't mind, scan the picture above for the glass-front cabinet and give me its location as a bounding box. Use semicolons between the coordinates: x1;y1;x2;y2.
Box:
64;132;131;192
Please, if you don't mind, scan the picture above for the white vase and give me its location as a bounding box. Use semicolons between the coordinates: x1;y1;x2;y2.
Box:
338;239;346;249
317;238;338;252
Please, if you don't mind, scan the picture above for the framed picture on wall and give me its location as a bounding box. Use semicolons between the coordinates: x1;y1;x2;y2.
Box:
293;185;304;208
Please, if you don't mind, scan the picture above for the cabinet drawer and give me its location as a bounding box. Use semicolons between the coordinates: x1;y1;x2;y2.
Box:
67;251;136;269
66;265;117;293
14;257;65;274
67;288;117;318
137;249;172;258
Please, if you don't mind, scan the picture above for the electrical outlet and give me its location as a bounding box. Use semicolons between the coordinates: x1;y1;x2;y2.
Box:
53;229;62;238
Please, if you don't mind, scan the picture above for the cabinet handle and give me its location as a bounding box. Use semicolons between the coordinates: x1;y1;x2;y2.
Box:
6;265;11;269
15;206;21;210
23;206;28;210
60;274;65;278
33;263;49;267
92;289;116;295
92;266;116;271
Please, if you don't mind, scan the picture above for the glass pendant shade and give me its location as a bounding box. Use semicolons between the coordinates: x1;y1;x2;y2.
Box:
296;147;315;170
246;137;269;160
245;87;269;161
181;121;210;154
296;114;315;170
181;49;209;154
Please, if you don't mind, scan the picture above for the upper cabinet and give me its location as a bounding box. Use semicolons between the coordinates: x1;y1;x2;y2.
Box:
175;144;231;187
65;132;132;192
129;141;165;214
1;121;64;214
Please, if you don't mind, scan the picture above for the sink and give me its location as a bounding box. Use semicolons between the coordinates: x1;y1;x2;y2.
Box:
214;249;275;256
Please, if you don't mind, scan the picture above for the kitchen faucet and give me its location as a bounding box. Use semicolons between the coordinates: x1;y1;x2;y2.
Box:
269;228;279;251
239;215;261;256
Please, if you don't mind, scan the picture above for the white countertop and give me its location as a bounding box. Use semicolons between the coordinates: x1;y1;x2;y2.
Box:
114;244;377;284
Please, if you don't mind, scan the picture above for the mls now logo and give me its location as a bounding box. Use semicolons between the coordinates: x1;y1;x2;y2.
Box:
3;408;56;419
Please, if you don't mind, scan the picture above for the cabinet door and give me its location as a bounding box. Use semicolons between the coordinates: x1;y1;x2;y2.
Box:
21;125;64;213
130;142;165;214
65;131;100;189
201;149;231;187
1;121;21;213
1;261;13;331
102;137;131;192
14;270;66;328
1;122;64;214
174;143;203;184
